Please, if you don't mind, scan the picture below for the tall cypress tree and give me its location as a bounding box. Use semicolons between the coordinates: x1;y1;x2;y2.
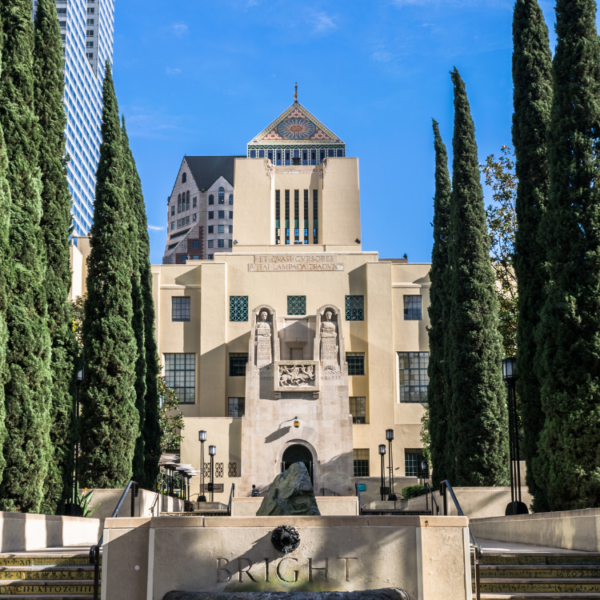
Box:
536;0;600;510
121;119;146;485
0;12;10;491
512;0;553;512
0;0;53;512
34;0;77;515
427;119;452;486
446;69;509;487
80;63;139;488
121;120;161;490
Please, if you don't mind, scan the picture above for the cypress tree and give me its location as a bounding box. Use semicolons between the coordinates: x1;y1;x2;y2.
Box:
446;69;509;487
34;0;77;515
512;0;553;512
0;0;53;512
80;63;139;488
121;120;161;490
121;119;146;485
0;12;10;491
427;119;452;486
536;0;600;510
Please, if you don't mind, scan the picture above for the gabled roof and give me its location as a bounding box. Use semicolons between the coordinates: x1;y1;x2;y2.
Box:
248;102;344;147
184;156;245;191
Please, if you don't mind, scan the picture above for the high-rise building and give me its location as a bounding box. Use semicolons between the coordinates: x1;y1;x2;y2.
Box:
32;0;115;236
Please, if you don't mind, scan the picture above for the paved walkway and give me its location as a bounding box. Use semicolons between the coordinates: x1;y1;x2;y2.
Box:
476;538;597;555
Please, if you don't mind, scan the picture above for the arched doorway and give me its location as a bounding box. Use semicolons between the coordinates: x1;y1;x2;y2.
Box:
282;444;314;483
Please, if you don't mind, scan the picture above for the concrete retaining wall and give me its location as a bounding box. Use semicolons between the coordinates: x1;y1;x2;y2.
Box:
102;515;472;600
231;497;359;516
0;512;102;553
471;508;600;552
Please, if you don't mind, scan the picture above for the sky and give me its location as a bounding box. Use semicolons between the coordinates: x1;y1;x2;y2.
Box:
112;0;558;265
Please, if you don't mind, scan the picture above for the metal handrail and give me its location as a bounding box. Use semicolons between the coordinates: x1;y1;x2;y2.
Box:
89;480;139;600
424;482;439;515
440;480;481;600
227;483;235;515
150;477;166;517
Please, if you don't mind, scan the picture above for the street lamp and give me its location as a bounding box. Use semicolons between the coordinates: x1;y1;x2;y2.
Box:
209;445;216;503
198;431;207;502
386;429;398;502
502;357;527;515
378;445;387;501
70;367;85;515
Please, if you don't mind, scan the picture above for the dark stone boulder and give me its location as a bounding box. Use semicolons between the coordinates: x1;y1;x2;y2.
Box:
256;462;320;517
163;590;409;600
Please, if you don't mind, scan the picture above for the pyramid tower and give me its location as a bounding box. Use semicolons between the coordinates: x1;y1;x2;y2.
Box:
247;85;345;165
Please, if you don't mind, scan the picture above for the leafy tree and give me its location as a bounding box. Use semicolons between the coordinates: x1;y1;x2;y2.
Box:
512;0;553;512
79;63;139;488
446;68;509;487
158;377;184;454
426;120;452;486
0;11;10;495
482;147;518;357
536;0;600;510
122;118;161;489
0;0;53;512
34;0;77;515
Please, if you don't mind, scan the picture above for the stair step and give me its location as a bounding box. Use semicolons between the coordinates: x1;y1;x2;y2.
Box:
477;578;600;593
474;566;600;578
0;557;92;568
0;580;96;593
0;566;95;581
476;555;600;566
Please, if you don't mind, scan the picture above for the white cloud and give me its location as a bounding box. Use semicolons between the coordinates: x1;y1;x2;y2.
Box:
168;22;188;37
313;12;337;33
148;225;165;231
372;51;392;62
166;67;181;76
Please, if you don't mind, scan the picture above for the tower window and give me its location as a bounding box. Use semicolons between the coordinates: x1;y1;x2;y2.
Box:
285;190;290;245
328;149;335;157
287;296;306;316
229;194;233;205
250;150;256;158
208;212;214;220
276;150;282;166
294;190;300;242
311;150;317;166
229;296;249;322
319;150;325;163
302;150;308;165
337;149;344;157
218;210;225;219
192;240;200;249
218;187;225;204
182;172;187;183
268;150;274;164
209;195;214;205
285;150;290;166
259;150;265;158
218;239;225;248
345;295;364;321
218;225;225;233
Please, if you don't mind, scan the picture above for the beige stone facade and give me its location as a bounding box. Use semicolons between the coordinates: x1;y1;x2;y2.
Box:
70;102;432;503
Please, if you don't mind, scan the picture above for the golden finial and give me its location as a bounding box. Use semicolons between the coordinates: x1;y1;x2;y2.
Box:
294;82;298;103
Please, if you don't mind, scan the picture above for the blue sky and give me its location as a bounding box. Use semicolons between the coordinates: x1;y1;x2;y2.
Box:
113;0;558;265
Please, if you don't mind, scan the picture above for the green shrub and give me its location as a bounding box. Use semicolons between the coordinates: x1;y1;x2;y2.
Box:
402;485;426;500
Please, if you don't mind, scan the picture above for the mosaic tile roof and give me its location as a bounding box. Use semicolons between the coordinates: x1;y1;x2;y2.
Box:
248;102;344;147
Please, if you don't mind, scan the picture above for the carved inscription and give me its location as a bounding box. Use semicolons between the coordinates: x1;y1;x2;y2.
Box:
217;557;358;584
249;255;343;272
279;365;315;388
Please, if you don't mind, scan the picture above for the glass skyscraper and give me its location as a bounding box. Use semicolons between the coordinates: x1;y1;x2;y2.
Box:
33;0;115;236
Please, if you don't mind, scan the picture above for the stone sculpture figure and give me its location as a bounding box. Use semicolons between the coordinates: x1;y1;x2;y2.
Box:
256;310;272;368
320;310;338;361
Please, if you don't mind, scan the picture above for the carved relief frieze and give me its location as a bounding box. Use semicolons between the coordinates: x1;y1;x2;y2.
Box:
274;361;320;396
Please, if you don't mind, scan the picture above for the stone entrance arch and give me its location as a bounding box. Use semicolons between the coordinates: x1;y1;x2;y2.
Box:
282;444;314;483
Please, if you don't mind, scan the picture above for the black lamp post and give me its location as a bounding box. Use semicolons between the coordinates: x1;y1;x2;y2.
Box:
386;429;398;501
209;445;216;503
198;431;207;502
502;357;528;515
379;445;387;501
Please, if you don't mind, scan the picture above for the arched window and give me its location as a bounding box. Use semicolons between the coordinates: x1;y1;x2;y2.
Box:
229;194;233;205
218;187;225;204
182;172;187;183
209;195;214;205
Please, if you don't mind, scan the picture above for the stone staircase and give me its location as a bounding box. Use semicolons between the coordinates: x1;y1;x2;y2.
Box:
473;550;600;599
0;548;99;599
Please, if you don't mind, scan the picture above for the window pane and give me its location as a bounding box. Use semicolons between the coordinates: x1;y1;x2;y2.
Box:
398;352;429;403
229;354;248;377
347;353;365;376
164;353;196;404
172;297;190;322
404;296;422;321
350;397;367;424
228;397;245;417
353;449;369;477
405;449;426;477
345;296;364;321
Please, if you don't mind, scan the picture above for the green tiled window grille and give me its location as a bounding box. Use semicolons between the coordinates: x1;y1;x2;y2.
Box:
350;397;367;424
164;353;195;404
345;295;364;321
405;449;426;477
347;353;365;376
229;353;248;377
287;295;306;315
353;449;370;477
398;352;429;402
230;296;248;322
